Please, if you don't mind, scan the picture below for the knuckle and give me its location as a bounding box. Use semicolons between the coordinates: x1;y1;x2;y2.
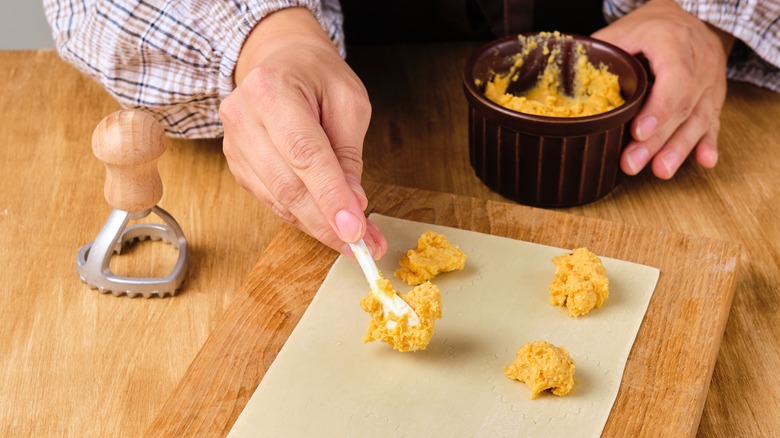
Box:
347;87;372;117
284;131;322;171
312;180;342;205
244;65;285;98
666;93;694;122
709;118;721;135
218;94;242;129
689;107;711;128
652;94;677;120
338;85;372;123
668;61;696;88
335;146;363;173
268;172;308;209
221;138;235;162
269;200;299;226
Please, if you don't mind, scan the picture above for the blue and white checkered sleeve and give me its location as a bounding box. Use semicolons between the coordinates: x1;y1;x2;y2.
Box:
43;0;345;139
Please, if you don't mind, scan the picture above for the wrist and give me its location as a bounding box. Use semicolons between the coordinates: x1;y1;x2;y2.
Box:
235;7;336;85
707;24;736;58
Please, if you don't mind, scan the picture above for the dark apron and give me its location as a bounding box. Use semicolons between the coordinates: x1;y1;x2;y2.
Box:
341;0;607;44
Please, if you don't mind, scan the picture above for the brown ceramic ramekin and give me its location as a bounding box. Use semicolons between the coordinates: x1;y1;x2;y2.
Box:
462;33;648;208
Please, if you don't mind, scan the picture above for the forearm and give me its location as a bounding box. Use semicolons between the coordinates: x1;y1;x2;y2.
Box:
236;7;340;85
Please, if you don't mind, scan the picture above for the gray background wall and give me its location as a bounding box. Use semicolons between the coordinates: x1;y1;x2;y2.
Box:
2;1;54;49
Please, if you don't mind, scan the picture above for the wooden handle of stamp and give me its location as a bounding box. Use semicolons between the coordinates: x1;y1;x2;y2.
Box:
92;110;167;212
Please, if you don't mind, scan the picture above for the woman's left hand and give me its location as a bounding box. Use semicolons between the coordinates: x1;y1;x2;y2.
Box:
593;0;734;179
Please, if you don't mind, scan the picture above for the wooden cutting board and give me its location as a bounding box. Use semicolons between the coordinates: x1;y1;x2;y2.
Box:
145;181;740;437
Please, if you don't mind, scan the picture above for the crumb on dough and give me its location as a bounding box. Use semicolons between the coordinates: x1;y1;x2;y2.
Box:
359;278;442;352
504;340;576;399
548;247;609;317
395;230;467;286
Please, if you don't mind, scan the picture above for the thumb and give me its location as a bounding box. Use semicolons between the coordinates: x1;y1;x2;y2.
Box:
592;18;645;57
322;86;372;211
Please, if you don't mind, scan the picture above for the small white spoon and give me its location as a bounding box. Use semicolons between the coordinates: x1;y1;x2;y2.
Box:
349;239;420;328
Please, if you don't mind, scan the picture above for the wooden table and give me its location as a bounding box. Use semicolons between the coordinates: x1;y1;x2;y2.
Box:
0;44;777;437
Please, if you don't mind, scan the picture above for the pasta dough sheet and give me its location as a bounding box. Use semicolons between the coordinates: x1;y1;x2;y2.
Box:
228;214;660;437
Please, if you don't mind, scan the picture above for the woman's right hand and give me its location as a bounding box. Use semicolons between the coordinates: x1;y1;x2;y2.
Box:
220;7;386;259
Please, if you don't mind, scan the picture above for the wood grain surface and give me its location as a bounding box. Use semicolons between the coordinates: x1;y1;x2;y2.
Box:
0;51;283;436
0;42;778;437
146;182;739;437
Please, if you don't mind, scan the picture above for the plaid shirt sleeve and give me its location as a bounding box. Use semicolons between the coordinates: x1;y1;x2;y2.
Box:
603;0;780;93
43;0;345;139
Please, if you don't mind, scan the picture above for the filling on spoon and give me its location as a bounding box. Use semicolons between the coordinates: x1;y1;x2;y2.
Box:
360;278;442;352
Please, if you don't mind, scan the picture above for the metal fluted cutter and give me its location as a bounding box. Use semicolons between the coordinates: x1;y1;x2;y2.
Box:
76;207;187;298
76;110;188;298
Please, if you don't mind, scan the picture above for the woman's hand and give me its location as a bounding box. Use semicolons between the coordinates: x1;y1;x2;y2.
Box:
593;0;735;179
220;7;386;258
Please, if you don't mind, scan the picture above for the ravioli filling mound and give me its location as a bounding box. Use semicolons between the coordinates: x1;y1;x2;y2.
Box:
395;230;467;286
548;247;610;317
504;340;576;399
359;278;442;352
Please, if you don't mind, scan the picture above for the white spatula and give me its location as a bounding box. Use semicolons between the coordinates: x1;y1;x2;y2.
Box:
349;239;420;328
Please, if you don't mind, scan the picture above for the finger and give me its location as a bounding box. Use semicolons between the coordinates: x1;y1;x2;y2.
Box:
620;141;651;176
695;92;724;170
339;221;385;262
225;134;346;249
649;92;719;179
321;82;387;257
325;90;371;211
694;124;719;169
636;41;702;136
233;124;359;252
322;82;385;248
365;219;387;260
224;137;303;227
222;111;342;250
621;104;682;176
260;82;368;244
346;174;369;211
222;83;369;252
597;25;700;145
222;135;298;221
621;105;695;176
620;53;706;175
321;79;371;180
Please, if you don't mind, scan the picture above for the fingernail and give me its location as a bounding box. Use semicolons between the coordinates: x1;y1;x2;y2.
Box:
626;147;650;174
661;151;680;177
345;174;368;210
335;210;363;243
636;116;657;141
